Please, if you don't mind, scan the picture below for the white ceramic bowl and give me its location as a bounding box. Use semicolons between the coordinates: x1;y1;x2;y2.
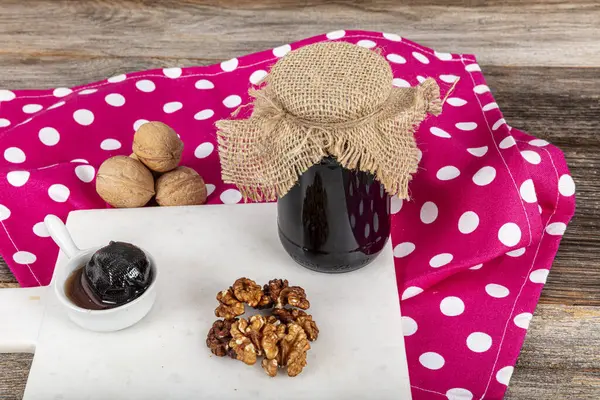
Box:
46;215;158;333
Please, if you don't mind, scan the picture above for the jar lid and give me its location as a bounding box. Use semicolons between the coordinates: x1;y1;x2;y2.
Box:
216;41;443;202
269;42;393;123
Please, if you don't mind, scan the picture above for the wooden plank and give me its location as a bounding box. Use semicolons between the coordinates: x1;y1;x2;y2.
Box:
506;305;600;399
0;55;209;90
0;260;17;285
0;1;599;88
0;1;598;397
1;304;597;399
0;353;32;400
506;369;600;399
484;65;600;307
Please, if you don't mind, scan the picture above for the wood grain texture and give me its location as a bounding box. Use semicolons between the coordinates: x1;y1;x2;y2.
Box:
1;0;600;89
484;65;600;307
0;353;32;400
505;305;600;399
0;1;598;399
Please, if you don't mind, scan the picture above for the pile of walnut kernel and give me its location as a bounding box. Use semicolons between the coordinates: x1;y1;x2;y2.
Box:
206;278;319;377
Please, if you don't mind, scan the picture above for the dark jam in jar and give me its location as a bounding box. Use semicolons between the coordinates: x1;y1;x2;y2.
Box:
277;156;391;273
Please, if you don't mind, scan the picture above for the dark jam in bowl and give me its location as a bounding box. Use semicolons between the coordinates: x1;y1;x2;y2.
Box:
277;157;391;273
65;266;113;310
65;241;153;310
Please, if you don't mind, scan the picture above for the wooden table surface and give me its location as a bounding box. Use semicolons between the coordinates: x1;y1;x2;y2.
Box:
0;1;598;399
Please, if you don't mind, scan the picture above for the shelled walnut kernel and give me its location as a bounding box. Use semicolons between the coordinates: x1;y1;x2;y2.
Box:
206;277;319;378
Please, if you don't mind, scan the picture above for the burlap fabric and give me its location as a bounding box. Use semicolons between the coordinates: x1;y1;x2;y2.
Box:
216;41;442;202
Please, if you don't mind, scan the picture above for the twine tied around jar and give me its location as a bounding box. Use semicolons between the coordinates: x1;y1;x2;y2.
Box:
216;41;451;202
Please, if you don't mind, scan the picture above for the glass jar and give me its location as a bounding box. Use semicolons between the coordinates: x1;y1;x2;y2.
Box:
277;156;391;273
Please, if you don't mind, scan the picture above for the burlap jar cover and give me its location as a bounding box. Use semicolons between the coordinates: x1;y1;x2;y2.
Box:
216;41;443;202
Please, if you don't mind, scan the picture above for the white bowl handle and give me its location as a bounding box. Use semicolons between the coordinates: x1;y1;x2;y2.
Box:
44;215;80;259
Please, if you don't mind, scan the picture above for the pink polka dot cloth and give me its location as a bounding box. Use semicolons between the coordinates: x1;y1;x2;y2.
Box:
0;30;575;399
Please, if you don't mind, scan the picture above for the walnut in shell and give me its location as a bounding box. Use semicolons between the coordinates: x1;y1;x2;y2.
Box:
96;155;155;208
132;121;183;172
155;166;207;206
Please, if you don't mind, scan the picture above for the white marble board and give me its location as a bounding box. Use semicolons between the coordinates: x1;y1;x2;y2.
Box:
19;203;411;399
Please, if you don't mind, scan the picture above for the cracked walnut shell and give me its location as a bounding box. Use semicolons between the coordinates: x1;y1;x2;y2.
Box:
132;121;183;172
155;166;207;206
96;156;155;208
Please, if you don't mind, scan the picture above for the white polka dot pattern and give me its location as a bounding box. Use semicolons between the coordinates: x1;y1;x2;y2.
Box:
73;109;94;126
39;127;60;146
0;204;10;221
420;201;438;224
394;242;415;258
401;316;418;336
467;146;488;157
163;68;182;78
0;31;576;400
485;284;510;298
136;80;156;92
466;332;492;353
220;58;238;72
440;296;465;316
326;30;345;40
75;165;96;183
194;142;214;159
220;189;242;204
446;388;473;400
48;184;70;202
436;166;461;181
195;79;214;89
430;253;453;268
496;366;514;386
419;352;445;370
513;313;532;329
498;223;522;247
4;147;26;163
13;251;36;264
458;211;479;234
